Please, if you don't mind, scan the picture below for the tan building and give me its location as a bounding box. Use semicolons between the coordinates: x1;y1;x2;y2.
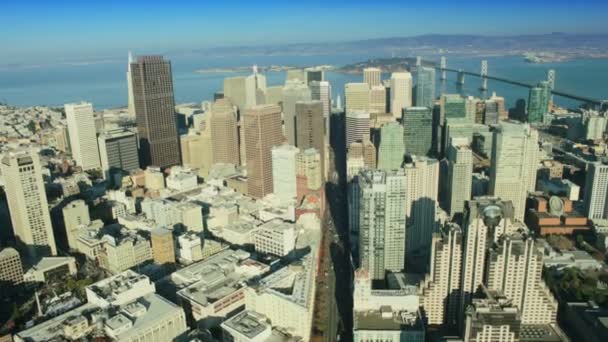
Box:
363;67;382;87
295;101;325;181
210;99;240;165
62;200;91;250
345;83;370;113
297;148;323;191
181;128;213;178
419;223;462;327
1;148;57;258
348;140;376;169
0;247;24;290
369;85;387;114
151;228;175;265
243;104;284;198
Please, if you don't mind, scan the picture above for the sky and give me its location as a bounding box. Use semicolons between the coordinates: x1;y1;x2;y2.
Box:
2;0;608;64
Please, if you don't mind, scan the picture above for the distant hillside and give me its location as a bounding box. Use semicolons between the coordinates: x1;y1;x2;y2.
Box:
186;33;608;58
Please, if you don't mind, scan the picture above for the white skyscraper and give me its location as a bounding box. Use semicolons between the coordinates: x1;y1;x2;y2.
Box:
486;233;558;325
272;144;299;201
65;102;101;170
2;148;57;258
126;51;135;117
419;223;462;327
490;122;539;221
584;161;608;220
445;138;473;216
282;80;312;145
390;72;413;119
345;110;370;147
404;156;439;260
357;169;407;280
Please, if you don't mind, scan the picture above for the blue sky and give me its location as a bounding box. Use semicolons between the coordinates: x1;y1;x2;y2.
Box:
2;0;608;64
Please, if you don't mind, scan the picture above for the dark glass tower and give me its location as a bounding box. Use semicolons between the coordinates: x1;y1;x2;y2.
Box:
130;56;180;168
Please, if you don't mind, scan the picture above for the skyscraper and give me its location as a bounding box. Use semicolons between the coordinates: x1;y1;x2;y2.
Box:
126;51;135;117
98;129;140;180
297;148;323;192
296;101;325;180
527;81;551;123
440;94;467;121
181;128;213;178
282;80;312;145
583;161;608;220
377;122;404;171
415;66;436;108
489;122;539;221
345;110;371;147
131;56;180;168
210;98;240;165
357;169;407;280
419;223;462;327
305;68;324;84
404;156;439;260
272;144;299;201
345;83;370;113
65;102;101;170
369;85;387;114
445;138;473;216
244;104;284;199
402;106;433;156
2;148;57;258
309;81;332;135
486;233;558;324
390;72;413;119
223;75;256;110
363;67;382;87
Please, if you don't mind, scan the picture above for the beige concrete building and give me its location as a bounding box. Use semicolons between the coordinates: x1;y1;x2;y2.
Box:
244;104;284;199
390;72;413;119
363;67;382;87
345;110;371;147
295;100;325;180
210;98;240;166
345;83;370;113
65;102;101;170
151;228;175;265
369;85;387;114
2;148;57;258
296;148;323;191
62;199;91;250
181;127;213;178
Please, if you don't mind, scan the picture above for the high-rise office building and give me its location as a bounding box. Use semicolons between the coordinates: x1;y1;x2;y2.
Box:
2;148;57;258
286;69;306;83
346;110;371;147
345;83;370;113
126;52;135;117
210;98;240;165
486;233;558;324
98;129;139;180
151;228;175;265
181;128;213;178
305;68;324;84
272;144;299;201
390;72;413;119
377;122;404;171
296;101;325;180
415;66;436;108
369;86;387;114
65;102;101;170
489;92;508;121
583;161;608;220
363;67;382;87
130;56;180;168
489;122;539;221
349;140;377;170
282;80;312;145
527;81;551;123
483;99;500;125
357;169;407;279
440;94;467;121
62;199;91;250
403;156;439;260
445;138;473;216
310;81;332;140
223;75;256;110
265;85;283;106
403;106;433;156
244;104;284;199
419;223;462;327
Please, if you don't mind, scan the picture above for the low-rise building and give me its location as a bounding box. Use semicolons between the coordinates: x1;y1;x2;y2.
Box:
0;247;24;291
525;194;589;235
254;219;296;257
23;257;77;284
85;270;156;308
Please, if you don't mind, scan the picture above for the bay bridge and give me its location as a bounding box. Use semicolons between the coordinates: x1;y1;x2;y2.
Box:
426;56;604;106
